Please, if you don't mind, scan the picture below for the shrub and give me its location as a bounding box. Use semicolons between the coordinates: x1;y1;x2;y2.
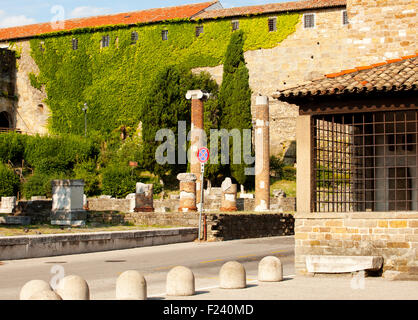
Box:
22;173;52;199
282;166;296;181
74;160;100;197
0;132;27;164
0;164;20;197
270;155;284;178
101;165;136;198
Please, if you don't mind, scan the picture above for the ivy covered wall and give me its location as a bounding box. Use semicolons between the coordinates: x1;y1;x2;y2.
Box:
28;13;300;135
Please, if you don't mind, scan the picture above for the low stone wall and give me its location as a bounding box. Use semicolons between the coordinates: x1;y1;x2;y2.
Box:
126;212;295;241
87;198;133;212
295;212;418;280
0;228;197;260
14;200;52;224
206;213;295;241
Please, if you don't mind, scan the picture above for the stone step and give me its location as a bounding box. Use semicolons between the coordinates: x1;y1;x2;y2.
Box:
306;255;383;274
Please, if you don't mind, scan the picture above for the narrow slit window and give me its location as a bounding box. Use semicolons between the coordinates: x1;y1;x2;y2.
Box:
72;38;78;50
162;30;168;41
342;10;349;25
232;20;239;31
304;13;315;29
268;17;277;32
40;41;45;52
131;31;138;44
195;26;204;37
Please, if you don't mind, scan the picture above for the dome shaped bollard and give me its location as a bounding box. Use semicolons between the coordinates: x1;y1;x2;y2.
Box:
166;266;195;296
116;270;147;300
56;275;90;300
20;280;52;300
29;290;62;300
258;256;283;282
219;261;246;289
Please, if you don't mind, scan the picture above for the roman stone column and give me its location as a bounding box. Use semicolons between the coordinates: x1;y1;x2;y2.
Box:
134;183;154;212
220;178;237;212
177;173;197;212
254;96;270;212
185;90;209;210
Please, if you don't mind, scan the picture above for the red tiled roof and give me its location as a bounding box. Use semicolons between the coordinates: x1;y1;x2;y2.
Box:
0;1;218;41
274;53;418;100
195;0;346;20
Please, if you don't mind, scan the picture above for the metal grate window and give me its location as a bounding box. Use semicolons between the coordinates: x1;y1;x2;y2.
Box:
196;26;204;37
72;38;78;50
304;13;315;29
232;20;240;31
101;35;110;48
131;31;138;44
268;17;277;32
313;111;418;212
162;30;168;41
342;10;349;25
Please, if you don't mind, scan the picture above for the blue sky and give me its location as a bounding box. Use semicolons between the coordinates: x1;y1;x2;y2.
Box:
0;0;288;28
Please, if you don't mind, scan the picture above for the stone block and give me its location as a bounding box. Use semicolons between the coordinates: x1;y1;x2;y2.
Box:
0;196;16;214
306;255;383;273
51;180;86;226
0;215;31;225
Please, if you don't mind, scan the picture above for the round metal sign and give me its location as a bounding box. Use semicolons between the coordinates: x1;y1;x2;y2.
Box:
197;147;210;164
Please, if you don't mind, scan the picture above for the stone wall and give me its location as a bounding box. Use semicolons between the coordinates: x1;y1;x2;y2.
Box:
9;41;49;134
295;212;418;280
0;48;16;128
14;200;52;224
207;213;295;241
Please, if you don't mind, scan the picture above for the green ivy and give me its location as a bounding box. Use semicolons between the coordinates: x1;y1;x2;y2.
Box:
29;13;300;135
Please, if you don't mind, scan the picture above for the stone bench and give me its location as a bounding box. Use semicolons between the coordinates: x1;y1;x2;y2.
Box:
306;255;383;274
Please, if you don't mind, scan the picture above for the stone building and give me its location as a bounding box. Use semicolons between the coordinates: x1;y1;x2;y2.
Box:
275;55;418;279
0;0;415;159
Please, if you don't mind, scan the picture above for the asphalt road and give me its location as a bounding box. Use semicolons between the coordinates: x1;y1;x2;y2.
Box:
0;235;294;300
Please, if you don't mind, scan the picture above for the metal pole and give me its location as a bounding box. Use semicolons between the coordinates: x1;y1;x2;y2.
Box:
198;163;205;241
84;111;87;137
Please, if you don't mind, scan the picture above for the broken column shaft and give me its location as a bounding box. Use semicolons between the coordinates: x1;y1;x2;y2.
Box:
254;96;270;212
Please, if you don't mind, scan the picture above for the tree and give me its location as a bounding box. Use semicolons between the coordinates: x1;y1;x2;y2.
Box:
218;30;252;186
140;66;218;184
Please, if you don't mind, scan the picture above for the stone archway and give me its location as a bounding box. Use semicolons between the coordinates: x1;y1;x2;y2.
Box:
0;111;11;129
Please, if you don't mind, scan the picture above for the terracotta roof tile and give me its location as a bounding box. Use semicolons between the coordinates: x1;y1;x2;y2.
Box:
195;0;346;20
0;1;217;41
274;54;418;100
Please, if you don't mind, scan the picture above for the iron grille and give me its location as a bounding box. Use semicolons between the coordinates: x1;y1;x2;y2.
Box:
72;38;78;50
342;10;349;25
131;32;138;44
232;20;240;31
304;13;315;29
101;35;110;48
196;26;204;37
313;111;418;212
162;30;168;41
268;18;277;32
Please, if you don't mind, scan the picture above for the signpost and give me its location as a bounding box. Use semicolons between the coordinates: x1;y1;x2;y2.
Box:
197;147;209;241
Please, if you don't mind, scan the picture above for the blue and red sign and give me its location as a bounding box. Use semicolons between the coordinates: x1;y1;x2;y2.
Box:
197;147;210;164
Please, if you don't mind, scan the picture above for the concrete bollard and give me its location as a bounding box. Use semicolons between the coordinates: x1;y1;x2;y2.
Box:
116;270;147;300
29;290;62;300
166;266;195;296
258;256;283;282
56;275;90;300
20;280;52;300
219;261;246;289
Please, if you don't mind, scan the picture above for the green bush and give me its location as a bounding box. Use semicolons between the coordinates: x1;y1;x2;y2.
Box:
22;173;52;198
0;132;27;164
282;166;296;181
270;155;284;177
101;164;136;198
74;160;100;197
0;164;20;197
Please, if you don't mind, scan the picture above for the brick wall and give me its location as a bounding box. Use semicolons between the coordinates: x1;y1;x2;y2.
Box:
295;212;418;279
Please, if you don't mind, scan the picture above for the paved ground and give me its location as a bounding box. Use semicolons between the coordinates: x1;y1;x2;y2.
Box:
2;234;417;301
0;236;295;300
